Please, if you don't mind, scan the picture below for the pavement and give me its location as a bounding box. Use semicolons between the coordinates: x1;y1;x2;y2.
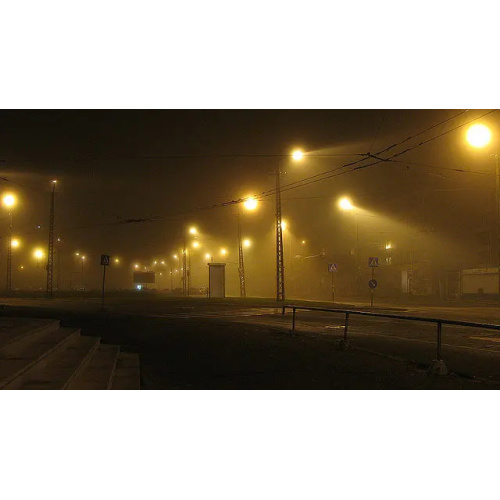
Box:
1;295;500;388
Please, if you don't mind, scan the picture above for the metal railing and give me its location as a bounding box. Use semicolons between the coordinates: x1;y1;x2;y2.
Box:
281;304;500;367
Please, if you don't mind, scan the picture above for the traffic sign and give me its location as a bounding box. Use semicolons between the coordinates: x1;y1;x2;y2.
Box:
100;254;110;266
369;279;378;289
328;263;338;272
368;257;379;267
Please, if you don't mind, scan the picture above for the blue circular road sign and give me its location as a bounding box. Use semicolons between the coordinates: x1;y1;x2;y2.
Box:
368;279;378;289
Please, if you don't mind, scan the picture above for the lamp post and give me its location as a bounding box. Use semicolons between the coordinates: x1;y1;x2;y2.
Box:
81;255;86;288
183;227;197;297
465;123;500;296
237;197;258;298
275;150;304;302
338;197;360;294
3;193;17;293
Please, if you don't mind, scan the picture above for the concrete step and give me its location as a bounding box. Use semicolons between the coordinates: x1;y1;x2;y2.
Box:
66;344;120;390
0;327;79;389
111;352;140;389
0;317;60;350
3;335;100;390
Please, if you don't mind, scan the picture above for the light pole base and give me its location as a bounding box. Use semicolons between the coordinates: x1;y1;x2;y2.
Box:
336;339;351;351
428;359;448;376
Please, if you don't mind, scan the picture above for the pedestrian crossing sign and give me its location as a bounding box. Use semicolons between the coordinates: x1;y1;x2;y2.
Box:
328;263;338;272
368;257;379;267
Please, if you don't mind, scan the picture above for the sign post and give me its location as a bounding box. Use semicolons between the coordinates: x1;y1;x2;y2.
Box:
368;257;379;307
100;254;110;309
328;263;338;304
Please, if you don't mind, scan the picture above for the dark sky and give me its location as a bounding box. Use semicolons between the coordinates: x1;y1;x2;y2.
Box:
1;109;498;291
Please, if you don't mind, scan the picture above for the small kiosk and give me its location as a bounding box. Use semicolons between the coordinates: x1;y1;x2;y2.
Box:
208;263;226;298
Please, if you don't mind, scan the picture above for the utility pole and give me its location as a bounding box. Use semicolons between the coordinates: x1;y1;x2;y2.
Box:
46;180;56;297
276;162;285;302
237;209;246;298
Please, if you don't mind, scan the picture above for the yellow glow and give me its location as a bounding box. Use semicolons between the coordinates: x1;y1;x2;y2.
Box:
52;179;58;184
189;227;197;235
243;197;258;211
292;149;304;161
11;239;20;248
220;248;227;256
81;255;86;260
34;249;44;259
205;253;211;260
243;239;251;248
173;254;178;259
114;258;120;263
192;241;200;248
301;240;306;245
280;221;287;230
466;124;492;148
161;260;165;265
2;193;16;208
385;243;392;250
153;261;157;265
339;197;354;211
20;265;24;270
134;264;139;269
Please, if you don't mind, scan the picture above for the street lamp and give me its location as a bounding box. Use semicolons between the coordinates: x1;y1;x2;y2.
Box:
465;123;500;295
3;192;17;292
275;150;304;301
466;124;492;148
81;255;86;288
34;248;44;269
184;227;198;296
339;197;360;294
237;197;259;298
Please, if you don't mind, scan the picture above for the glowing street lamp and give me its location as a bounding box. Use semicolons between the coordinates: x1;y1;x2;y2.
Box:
243;239;251;248
3;193;18;292
338;197;361;292
192;241;200;249
339;197;354;211
243;197;258;211
34;248;44;268
466;124;492;148
466;123;500;297
189;227;197;235
12;239;20;248
220;248;227;256
275;149;305;301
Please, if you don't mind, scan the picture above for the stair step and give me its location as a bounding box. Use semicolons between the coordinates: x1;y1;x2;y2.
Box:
111;352;140;390
0;318;60;350
0;327;79;389
66;344;120;390
3;335;100;390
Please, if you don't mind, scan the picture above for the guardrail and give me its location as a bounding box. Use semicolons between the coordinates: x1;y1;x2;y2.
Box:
281;304;500;374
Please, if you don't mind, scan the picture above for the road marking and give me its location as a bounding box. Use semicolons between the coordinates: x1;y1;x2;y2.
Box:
469;336;500;343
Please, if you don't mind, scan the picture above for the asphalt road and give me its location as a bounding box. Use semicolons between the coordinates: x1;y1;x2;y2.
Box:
1;295;500;388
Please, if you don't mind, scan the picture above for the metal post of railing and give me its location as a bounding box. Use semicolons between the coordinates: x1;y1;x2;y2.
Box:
344;312;349;342
429;320;447;375
292;307;296;331
282;306;286;316
436;321;442;361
